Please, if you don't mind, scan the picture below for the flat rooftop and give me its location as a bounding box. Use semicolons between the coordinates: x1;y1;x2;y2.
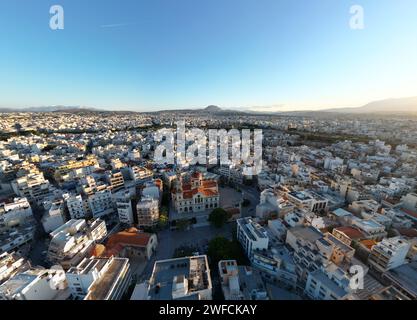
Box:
332;208;353;217
310;269;348;298
288;191;312;201
385;262;417;296
289;226;323;243
85;258;129;300
149;255;210;300
237;218;267;241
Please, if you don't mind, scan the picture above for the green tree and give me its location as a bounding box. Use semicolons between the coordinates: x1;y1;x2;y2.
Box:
242;199;251;207
176;219;190;231
173;245;198;258
207;237;249;266
208;208;229;228
158;213;169;229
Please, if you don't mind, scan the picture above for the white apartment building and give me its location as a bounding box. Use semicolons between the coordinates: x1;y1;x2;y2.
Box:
304;268;349;300
12;173;54;205
114;190;135;225
41;200;66;233
401;193;417;213
0;197;33;227
129;166;153;184
287;191;328;213
216;164;244;185
368;237;411;272
236;217;269;258
284;208;306;228
0;267;69;300
251;246;298;288
256;189;280;219
0;252;29;284
48;219;107;270
87;188;114;218
137;196;159;228
64;194;87;219
285;226;324;282
349;199;380;217
267;219;288;240
0;224;36;253
66;256;131;300
107;170;125;192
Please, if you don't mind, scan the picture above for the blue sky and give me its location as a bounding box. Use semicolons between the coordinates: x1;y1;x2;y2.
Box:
0;0;416;111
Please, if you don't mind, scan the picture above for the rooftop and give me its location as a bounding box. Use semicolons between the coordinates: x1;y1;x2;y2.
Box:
289;225;323;243
148;255;211;300
85;257;129;300
385;261;417;296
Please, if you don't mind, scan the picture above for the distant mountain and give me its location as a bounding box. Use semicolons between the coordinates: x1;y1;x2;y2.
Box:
0;105;103;113
204;105;222;112
4;97;416;115
153;105;248;116
323;97;417;114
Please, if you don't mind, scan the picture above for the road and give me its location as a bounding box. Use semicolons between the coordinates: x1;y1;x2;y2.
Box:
240;185;260;218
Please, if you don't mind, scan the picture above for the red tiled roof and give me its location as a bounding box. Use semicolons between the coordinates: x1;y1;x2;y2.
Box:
105;228;153;255
334;226;365;240
202;180;217;188
200;188;218;197
90;244;106;257
182;188;218;199
397;228;417;238
360;239;378;250
192;171;203;179
182;183;192;191
402;208;417;219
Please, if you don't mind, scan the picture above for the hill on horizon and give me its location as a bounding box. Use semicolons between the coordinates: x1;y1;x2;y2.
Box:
322;96;417;114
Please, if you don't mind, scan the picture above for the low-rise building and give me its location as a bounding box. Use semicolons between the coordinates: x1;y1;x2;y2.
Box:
142;255;212;300
105;228;157;260
218;260;268;300
0;267;69;300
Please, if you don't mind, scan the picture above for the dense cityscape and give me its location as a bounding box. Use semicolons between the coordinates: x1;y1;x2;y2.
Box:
1;107;417;301
2;1;417;314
